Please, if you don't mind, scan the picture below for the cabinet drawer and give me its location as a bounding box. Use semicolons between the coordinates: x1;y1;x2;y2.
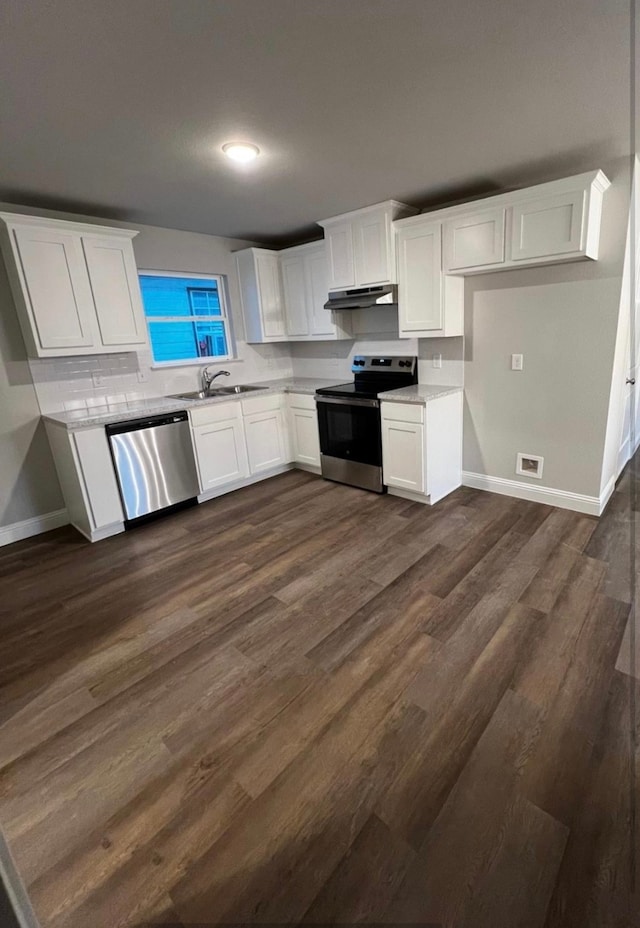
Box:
380;401;424;424
189;401;241;427
287;391;316;411
241;391;284;416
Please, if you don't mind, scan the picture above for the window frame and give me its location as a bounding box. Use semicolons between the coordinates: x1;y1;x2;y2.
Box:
138;269;236;368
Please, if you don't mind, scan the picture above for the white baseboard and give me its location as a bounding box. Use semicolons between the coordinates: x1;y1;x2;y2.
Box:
0;508;69;547
387;486;430;505
462;472;611;516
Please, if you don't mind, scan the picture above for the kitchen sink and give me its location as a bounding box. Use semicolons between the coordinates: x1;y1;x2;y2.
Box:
208;384;266;395
168;384;267;401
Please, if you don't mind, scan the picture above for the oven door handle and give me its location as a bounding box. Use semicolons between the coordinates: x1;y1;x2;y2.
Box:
315;395;380;409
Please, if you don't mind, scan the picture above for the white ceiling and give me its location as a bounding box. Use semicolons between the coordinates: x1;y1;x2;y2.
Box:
0;0;631;245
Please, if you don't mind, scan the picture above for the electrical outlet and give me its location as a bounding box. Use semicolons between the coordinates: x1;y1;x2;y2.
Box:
511;354;524;371
432;353;442;369
92;373;105;387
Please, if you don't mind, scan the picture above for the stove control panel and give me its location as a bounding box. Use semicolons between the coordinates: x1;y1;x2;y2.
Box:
351;355;417;374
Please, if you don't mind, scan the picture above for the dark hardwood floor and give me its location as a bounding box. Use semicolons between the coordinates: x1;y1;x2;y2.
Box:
0;467;638;927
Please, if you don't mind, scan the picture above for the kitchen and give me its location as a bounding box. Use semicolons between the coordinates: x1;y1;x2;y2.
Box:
0;2;636;927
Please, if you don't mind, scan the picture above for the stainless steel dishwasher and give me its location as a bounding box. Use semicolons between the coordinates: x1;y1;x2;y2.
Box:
106;411;200;523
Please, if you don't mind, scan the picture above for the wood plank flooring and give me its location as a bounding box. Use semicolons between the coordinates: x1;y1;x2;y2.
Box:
0;467;638;927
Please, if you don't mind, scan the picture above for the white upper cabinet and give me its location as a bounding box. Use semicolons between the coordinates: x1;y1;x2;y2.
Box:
279;241;351;341
82;234;147;347
432;170;609;276
395;217;464;338
318;200;418;292
235;247;287;343
510;189;586;262
280;252;310;337
307;245;338;337
11;227;96;351
324;221;356;290
0;213;148;358
443;207;506;272
353;211;390;286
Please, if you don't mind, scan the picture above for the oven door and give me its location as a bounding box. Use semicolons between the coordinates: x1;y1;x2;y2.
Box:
315;395;383;492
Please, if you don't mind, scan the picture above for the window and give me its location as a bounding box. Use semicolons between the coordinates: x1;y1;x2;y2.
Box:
138;271;234;365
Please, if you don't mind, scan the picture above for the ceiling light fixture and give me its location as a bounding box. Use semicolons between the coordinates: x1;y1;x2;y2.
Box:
222;142;260;163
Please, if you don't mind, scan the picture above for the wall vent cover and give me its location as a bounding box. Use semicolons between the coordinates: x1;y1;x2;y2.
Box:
516;453;544;479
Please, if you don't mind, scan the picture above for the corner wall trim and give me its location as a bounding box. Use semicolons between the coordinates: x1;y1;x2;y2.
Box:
461;472;610;516
0;509;69;547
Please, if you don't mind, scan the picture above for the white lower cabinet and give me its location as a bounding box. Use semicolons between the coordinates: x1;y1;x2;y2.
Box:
381;392;463;504
189;402;249;492
45;422;125;541
381;405;425;494
242;393;288;475
287;393;321;468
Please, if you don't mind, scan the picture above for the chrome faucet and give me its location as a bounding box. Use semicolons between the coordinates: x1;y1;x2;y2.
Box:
201;366;231;393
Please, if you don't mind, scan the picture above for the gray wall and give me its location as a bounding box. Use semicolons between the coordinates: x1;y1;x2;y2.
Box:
463;158;630;498
0;259;64;527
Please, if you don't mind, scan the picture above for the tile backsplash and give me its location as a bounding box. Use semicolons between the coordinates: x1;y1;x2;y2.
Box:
30;341;293;414
28;332;463;416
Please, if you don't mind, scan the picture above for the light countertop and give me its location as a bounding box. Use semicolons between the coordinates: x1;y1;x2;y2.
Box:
42;377;339;431
43;378;464;431
378;384;463;405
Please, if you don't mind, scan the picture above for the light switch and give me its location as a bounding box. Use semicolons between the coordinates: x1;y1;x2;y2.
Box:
511;354;524;371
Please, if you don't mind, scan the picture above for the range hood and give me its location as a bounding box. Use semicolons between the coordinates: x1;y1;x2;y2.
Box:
324;284;397;311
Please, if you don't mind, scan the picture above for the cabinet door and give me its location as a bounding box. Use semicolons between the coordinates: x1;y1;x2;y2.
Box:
193;418;249;491
397;221;443;334
381;419;425;493
82;235;147;348
443;207;505;272
306;247;335;337
289;406;321;466
281;254;310;337
13;227;96;350
244;409;286;474
325;221;355;290
353;212;390;285
511;190;585;261
255;252;286;338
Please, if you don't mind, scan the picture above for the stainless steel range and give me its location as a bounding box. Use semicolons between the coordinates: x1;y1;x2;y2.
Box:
315;355;417;493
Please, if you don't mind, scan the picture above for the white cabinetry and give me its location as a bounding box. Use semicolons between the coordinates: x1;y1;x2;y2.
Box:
287;392;321;469
432;170;609;276
510;188;586;262
381;403;425;494
381;392;463;504
318;200;418;291
235;248;287;343
280;242;351;341
0;213;148;358
324;221;356;289
44;422;125;541
189;402;249;491
242;393;288;475
443;207;506;272
82;234;147;347
395;217;464;338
